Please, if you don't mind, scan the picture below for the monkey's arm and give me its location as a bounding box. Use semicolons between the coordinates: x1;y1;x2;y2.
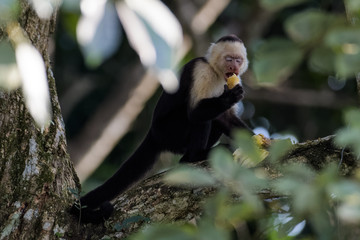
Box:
188;85;243;122
215;112;253;136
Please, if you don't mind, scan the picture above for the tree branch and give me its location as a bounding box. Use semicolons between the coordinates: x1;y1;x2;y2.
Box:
76;136;358;239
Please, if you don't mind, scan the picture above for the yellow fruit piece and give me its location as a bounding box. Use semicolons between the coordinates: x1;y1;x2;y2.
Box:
227;74;240;89
232;134;271;167
252;134;271;148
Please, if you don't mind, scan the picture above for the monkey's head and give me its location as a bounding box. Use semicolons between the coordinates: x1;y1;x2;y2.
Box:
206;35;249;82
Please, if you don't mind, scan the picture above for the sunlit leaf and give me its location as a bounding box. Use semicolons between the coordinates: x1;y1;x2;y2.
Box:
0;41;21;90
308;46;336;74
116;0;182;92
116;1;156;67
77;0;122;68
163;166;215;187
285;10;329;45
124;0;182;53
15;43;52;127
259;0;308;11
28;0;62;19
252;38;303;85
0;0;19;24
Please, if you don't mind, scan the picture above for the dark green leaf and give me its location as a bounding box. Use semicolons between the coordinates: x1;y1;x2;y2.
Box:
308;46;336;74
285;10;329;45
253;38;303;85
268;139;293;164
209;147;238;181
335;52;360;79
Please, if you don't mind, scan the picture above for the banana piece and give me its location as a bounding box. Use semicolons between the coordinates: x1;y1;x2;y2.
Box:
227;74;240;89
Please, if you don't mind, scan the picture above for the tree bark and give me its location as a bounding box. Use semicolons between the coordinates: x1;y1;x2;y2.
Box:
73;136;358;239
0;1;80;239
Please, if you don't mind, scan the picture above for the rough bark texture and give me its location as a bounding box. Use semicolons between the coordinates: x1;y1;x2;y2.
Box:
0;1;80;239
71;136;358;240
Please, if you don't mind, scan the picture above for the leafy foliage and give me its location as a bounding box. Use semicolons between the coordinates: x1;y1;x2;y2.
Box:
335;109;360;158
253;0;360;82
253;38;303;85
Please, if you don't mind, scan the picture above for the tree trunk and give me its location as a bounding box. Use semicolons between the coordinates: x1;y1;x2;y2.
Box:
0;1;80;239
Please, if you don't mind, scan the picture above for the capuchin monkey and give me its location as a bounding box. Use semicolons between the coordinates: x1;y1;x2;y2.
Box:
70;34;253;223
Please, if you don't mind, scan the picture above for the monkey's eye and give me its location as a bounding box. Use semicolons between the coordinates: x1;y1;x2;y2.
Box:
235;58;243;64
225;57;233;62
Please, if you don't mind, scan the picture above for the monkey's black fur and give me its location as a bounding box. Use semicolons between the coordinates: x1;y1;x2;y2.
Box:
70;37;251;223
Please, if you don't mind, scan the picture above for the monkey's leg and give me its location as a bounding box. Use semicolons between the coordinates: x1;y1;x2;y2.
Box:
180;122;211;163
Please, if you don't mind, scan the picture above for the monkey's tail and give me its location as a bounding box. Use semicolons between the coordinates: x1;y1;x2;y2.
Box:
70;133;160;223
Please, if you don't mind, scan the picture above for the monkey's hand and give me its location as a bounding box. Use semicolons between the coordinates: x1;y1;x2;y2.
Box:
221;84;244;107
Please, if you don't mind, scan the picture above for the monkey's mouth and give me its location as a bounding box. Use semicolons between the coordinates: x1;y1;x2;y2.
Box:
225;72;238;81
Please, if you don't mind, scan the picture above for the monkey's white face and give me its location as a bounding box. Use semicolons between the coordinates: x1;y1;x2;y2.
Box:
206;41;248;82
223;54;244;81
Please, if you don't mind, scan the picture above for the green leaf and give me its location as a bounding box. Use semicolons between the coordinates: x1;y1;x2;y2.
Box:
343;108;360;128
324;27;360;77
163;166;215;187
209;147;238;181
284;10;329;45
335;52;360;79
253;38;303;85
197;219;230;240
259;0;308;11
335;128;360;157
268;139;293;164
325;27;360;49
308;46;336;74
335;109;360;157
293;184;320;214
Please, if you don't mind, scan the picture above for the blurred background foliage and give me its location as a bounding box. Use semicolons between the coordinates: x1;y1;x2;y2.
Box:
1;0;360;238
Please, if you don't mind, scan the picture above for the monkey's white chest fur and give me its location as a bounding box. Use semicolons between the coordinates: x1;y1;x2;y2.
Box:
189;61;225;108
